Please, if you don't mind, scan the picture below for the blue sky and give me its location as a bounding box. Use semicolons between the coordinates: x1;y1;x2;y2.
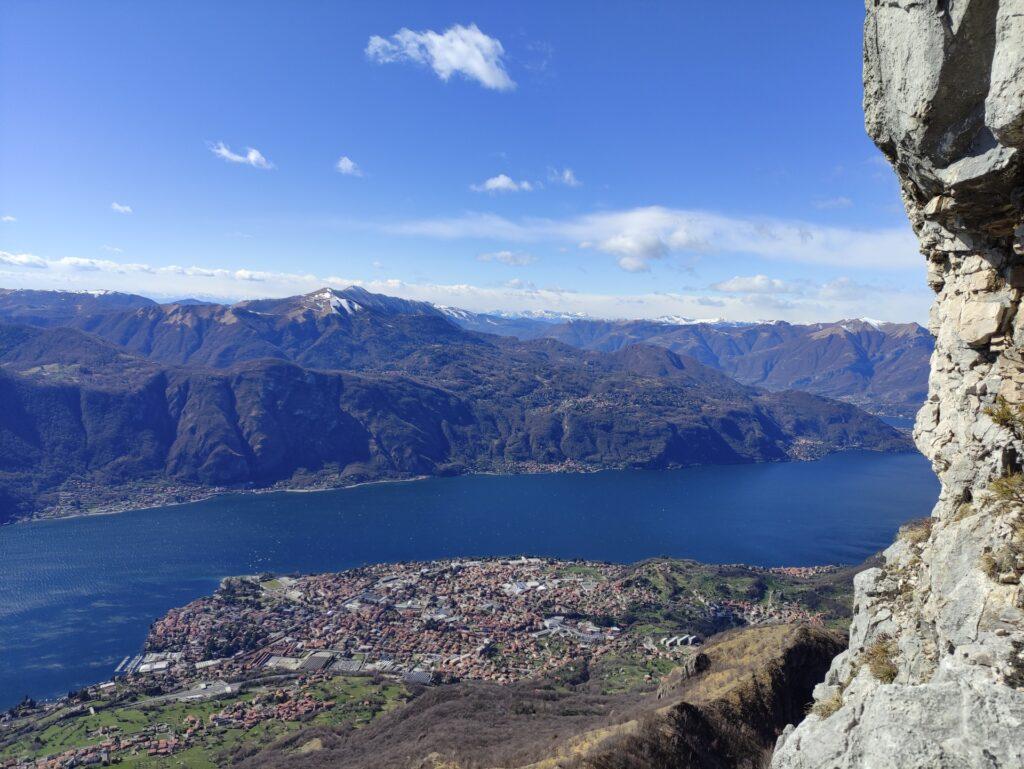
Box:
0;1;931;322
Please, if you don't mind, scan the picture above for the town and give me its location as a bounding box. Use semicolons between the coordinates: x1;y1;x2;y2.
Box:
1;558;842;768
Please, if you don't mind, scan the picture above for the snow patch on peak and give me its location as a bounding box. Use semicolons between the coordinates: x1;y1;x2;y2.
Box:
837;317;889;333
654;315;699;325
310;288;363;315
654;315;759;327
437;306;473;321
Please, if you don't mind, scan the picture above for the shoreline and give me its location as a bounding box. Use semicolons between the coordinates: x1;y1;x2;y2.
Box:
0;452;935;713
2;555;852;713
6;445;917;528
9;474;434;527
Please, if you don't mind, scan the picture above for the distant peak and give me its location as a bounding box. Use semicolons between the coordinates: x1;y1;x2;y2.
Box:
835;317;890;332
437;305;473;320
438;306;591;323
306;288;364;316
858;317;886;328
653;315;760;327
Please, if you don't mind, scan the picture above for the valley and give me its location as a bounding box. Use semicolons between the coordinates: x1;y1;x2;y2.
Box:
446;310;932;419
0;287;912;523
5;1;1019;765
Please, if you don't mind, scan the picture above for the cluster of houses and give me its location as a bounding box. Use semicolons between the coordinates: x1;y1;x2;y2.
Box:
2;557;836;768
142;558;657;687
2;722;186;768
209;690;334;729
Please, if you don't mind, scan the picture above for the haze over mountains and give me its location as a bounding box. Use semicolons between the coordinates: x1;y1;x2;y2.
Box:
0;287;912;522
445;309;932;418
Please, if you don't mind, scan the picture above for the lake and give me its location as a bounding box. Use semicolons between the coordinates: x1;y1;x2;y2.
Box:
0;451;938;708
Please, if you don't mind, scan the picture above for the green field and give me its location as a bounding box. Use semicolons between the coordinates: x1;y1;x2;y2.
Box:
0;677;406;768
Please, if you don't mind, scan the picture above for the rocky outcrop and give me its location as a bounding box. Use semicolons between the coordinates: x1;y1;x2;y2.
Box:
773;2;1024;767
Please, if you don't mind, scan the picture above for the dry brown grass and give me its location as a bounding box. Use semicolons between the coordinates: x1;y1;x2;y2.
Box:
240;624;843;769
863;635;898;684
898;517;934;546
979;514;1024;582
950;502;976;523
809;689;843;719
980;550;1001;580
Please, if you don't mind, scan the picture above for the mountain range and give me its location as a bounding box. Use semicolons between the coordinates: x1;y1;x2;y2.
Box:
0;287;911;522
443;309;932;418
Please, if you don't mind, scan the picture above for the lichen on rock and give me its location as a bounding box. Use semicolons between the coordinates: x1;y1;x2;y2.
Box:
772;2;1024;767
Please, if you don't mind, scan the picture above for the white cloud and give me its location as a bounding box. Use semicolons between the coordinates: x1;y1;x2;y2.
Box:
366;23;514;91
110;202;133;214
1;215;15;223
58;256;153;273
209;141;274;169
101;245;123;254
549;167;581;187
588;232;669;272
0;248;932;323
711;275;799;294
504;278;537;291
234;269;276;282
813;196;853;210
470;174;533;193
335;156;363;176
477;250;536;266
817;276;885;302
388;205;919;272
696;296;726;307
0;250;47;269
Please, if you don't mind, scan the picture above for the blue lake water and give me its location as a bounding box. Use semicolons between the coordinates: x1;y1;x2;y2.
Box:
0;451;939;708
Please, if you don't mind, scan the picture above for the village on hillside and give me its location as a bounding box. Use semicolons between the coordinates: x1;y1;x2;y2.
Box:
1;558;840;768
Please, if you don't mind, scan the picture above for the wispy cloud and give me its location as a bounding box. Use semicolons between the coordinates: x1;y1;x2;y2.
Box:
366;23;515;91
0;250;47;268
0;215;15;223
504;278;537;290
209;141;274;169
813;196;853;210
388;205;919;272
101;245;123;254
110;202;133;214
0;249;931;323
548;167;581;187
477;250;536;266
470;174;533;193
335;156;363;176
711;275;799;294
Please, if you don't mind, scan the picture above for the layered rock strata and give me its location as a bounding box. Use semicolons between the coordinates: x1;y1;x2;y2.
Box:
773;2;1024;766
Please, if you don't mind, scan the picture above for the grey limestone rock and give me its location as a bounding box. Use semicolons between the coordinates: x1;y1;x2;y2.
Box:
773;2;1024;767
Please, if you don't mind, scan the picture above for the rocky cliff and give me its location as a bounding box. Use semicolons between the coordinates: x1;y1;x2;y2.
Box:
773;2;1024;766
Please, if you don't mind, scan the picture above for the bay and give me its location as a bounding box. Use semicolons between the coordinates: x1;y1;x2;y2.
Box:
0;450;938;708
